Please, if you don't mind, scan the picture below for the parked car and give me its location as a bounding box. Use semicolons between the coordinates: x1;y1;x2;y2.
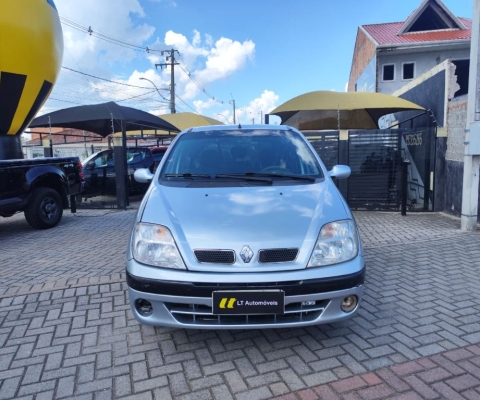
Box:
81;147;154;197
126;125;365;329
0;156;84;229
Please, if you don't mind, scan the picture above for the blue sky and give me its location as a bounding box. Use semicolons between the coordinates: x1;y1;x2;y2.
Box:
47;0;473;125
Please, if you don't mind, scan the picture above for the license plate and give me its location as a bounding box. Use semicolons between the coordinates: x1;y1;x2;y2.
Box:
212;290;285;315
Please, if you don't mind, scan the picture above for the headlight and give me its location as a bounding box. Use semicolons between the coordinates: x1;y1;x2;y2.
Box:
307;220;358;267
132;223;186;269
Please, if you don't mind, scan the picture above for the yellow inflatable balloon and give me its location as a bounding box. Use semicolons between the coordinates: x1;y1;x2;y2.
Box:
0;0;63;137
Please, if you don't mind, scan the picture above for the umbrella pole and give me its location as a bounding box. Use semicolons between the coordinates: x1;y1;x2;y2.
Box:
43;116;53;157
114;117;128;209
337;107;340;130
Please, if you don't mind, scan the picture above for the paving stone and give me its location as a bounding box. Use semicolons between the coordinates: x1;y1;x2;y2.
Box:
278;368;307;391
56;376;75;398
0;376;21;400
133;376;168;393
235;387;273;400
302;371;337;387
203;360;235;376
189;375;224;391
224;370;248;393
167;372;190;396
403;376;442;399
247;372;281;388
445;373;480;391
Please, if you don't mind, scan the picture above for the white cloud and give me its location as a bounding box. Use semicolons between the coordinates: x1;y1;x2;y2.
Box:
162;31;255;100
57;0;155;73
193;98;221;114
235;90;279;124
186;38;255;99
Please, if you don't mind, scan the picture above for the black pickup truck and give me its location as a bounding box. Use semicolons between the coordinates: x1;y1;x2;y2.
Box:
0;157;84;229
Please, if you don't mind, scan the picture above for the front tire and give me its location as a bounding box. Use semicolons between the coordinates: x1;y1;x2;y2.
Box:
24;188;63;229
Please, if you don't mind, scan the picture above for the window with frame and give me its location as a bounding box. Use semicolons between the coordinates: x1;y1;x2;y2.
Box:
402;62;415;80
382;64;395;81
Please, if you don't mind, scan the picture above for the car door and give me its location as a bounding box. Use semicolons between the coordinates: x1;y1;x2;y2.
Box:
84;150;116;195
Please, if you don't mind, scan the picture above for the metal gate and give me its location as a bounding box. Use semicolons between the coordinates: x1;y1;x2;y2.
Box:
306;131;339;170
347;130;402;210
400;127;434;211
304;126;435;212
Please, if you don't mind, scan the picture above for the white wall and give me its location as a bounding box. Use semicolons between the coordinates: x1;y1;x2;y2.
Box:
377;46;470;94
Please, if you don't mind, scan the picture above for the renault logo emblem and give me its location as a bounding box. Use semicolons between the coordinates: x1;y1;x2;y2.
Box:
240;245;254;263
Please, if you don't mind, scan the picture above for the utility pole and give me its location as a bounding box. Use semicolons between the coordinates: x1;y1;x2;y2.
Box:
156;49;179;113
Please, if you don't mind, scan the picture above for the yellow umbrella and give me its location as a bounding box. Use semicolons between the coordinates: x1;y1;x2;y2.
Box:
113;112;224;136
158;112;224;131
270;91;425;130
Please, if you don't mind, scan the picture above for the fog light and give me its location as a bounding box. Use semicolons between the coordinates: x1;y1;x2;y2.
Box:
341;295;358;313
301;300;316;307
136;299;153;317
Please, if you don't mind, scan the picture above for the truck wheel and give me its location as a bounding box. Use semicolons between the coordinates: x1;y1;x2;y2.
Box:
24;188;64;229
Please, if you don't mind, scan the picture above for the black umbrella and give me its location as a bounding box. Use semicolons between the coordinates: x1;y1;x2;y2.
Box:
29;101;179;137
29;101;179;210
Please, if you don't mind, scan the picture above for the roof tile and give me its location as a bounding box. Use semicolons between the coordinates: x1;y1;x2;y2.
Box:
363;17;471;46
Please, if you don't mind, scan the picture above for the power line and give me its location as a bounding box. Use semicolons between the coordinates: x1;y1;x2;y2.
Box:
57;67;176;107
60;17;158;54
59;16;227;108
175;94;197;113
48;97;81;105
61;66;169;90
176;53;226;104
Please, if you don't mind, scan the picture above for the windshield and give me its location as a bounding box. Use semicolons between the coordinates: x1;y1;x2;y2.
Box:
161;128;323;179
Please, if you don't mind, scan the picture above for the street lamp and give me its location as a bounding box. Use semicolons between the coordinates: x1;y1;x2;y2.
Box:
139;77;169;101
216;113;230;124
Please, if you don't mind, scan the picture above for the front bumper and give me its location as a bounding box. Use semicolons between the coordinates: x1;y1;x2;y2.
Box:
126;266;366;329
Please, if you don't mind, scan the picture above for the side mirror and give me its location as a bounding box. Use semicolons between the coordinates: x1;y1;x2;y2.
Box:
134;168;154;183
329;165;351;179
86;161;95;170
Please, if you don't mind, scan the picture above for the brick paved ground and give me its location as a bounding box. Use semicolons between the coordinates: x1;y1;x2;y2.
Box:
0;208;479;399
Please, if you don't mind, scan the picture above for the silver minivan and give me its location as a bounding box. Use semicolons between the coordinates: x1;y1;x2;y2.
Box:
127;125;365;329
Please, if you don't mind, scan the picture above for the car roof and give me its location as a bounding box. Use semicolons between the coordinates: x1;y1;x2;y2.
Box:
185;124;292;134
81;147;149;164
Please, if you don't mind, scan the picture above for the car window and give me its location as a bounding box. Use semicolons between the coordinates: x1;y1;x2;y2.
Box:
162;128;322;178
127;149;146;164
92;152;113;168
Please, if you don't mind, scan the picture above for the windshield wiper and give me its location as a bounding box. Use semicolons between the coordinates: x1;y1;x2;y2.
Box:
243;172;317;182
164;173;211;179
215;173;273;183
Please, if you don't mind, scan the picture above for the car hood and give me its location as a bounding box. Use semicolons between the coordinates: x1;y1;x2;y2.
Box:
140;180;350;272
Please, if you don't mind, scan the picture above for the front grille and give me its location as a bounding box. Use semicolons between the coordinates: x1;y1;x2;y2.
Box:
194;250;235;264
259;248;298;263
165;300;328;326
